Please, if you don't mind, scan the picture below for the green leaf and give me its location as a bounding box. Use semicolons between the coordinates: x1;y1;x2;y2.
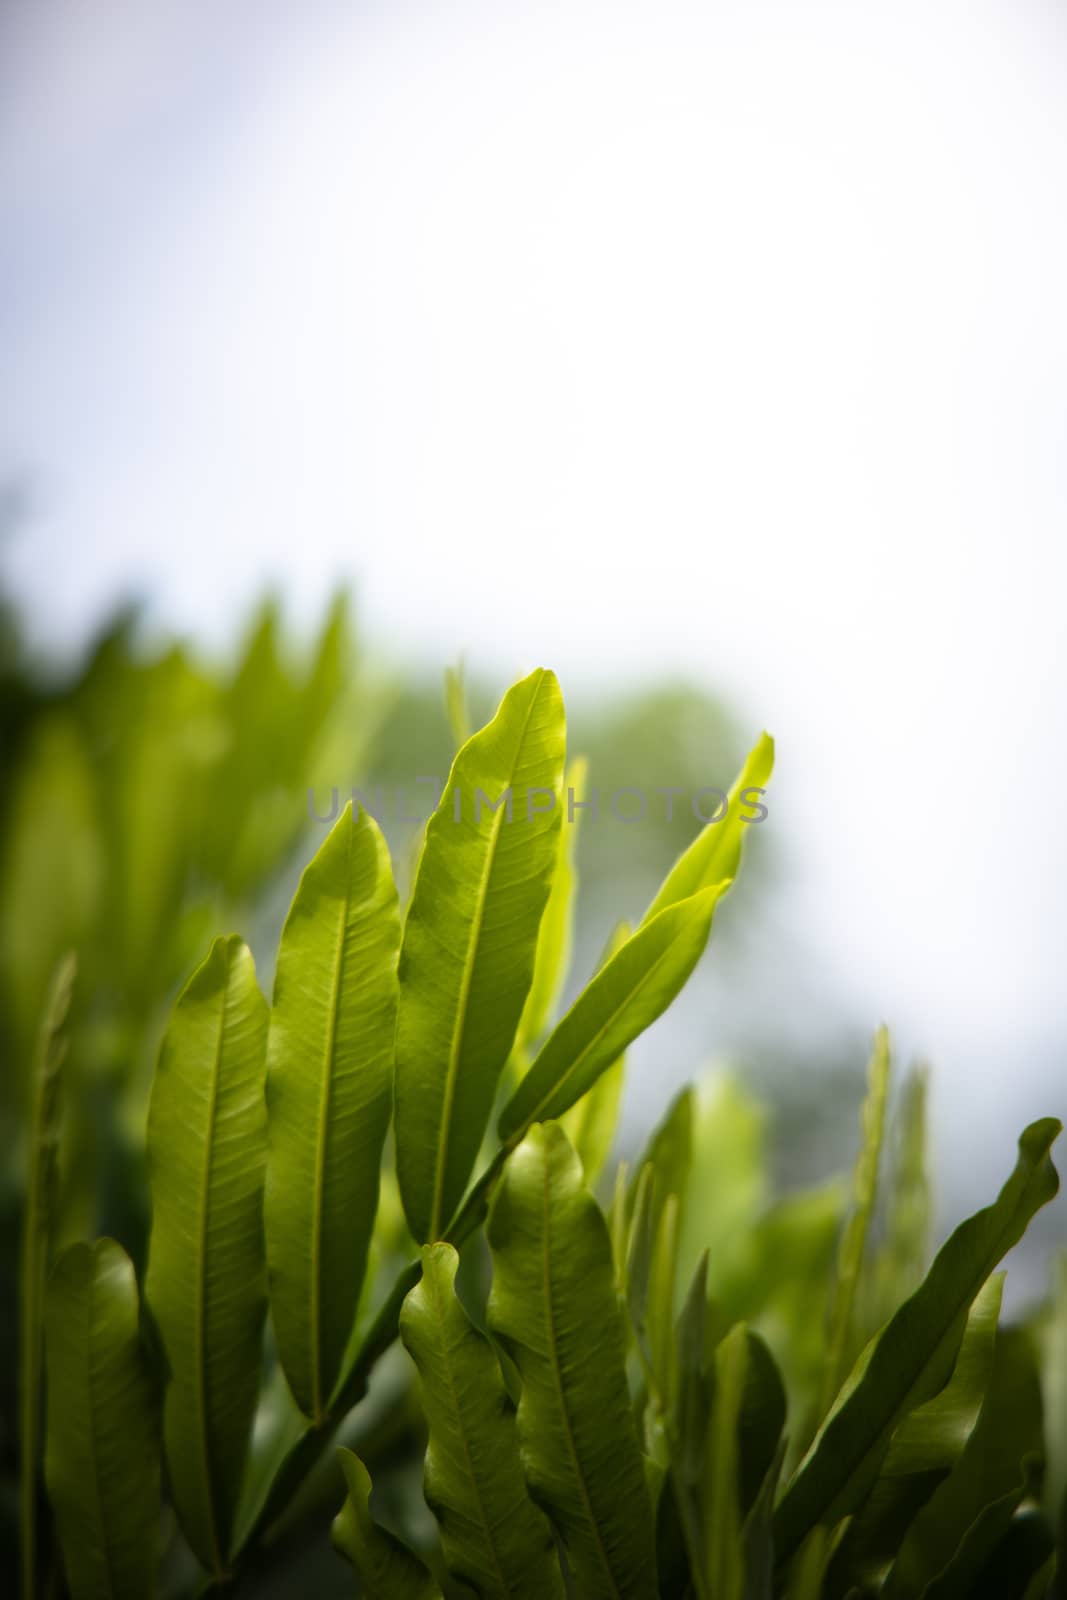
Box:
819;1026;891;1413
825;1275;1005;1584
145;935;269;1576
558;920;631;1186
498;885;727;1143
399;1243;564;1599
395;667;566;1242
561;1052;626;1187
332;1448;442;1599
882;1326;1046;1599
264;803;400;1421
641;732;772;923
866;1065;930;1334
703;1324;748;1600
20;951;76;1600
44;1239;160;1600
487;1122;660;1599
773;1118;1061;1567
517;754;589;1050
444;656;471;751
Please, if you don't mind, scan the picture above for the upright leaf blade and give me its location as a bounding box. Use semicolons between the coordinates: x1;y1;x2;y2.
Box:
19;950;75;1600
332;1448;442;1600
487;1122;660;1599
642;732;773;923
498;885;726;1143
399;1243;564;1599
773;1118;1061;1566
44;1239;160;1600
145;935;269;1576
395;668;566;1242
517;754;589;1050
264;803;400;1421
818;1026;891;1413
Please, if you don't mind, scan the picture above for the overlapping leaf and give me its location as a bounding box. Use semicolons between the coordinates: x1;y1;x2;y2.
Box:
332;1448;442;1599
44;1239;159;1600
773;1118;1061;1566
395;668;566;1242
400;1243;564;1599
498;885;726;1143
487;1122;659;1599
145;935;269;1576
264;802;400;1420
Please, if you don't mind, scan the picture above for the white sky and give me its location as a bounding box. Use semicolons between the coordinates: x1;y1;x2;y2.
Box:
2;0;1066;1223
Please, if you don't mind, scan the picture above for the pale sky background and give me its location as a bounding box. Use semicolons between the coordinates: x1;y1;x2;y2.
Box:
2;0;1065;1253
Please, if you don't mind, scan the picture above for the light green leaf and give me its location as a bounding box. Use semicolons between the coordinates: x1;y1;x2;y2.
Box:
773;1118;1061;1567
487;1122;660;1599
561;1053;625;1187
44;1239;160;1600
145;935;269;1576
819;1026;891;1413
866;1065;930;1334
395;668;566;1242
332;1448;442;1599
20;951;76;1600
399;1243;564;1599
498;885;727;1143
444;657;471;751
517;755;589;1051
641;732;772;923
264;803;400;1421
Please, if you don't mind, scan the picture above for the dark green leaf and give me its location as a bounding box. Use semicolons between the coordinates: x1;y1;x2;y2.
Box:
773;1118;1061;1566
332;1448;442;1599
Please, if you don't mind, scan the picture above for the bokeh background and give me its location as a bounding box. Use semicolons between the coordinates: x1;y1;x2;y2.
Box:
2;0;1065;1293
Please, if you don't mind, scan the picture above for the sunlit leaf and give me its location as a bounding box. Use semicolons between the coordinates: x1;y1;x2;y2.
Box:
498;885;727;1143
487;1122;660;1599
145;935;269;1576
264;803;400;1421
395;668;566;1242
399;1243;564;1599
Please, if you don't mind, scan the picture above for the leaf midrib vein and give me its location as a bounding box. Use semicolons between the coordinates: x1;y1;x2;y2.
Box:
540;1160;622;1600
429;674;548;1239
310;826;352;1420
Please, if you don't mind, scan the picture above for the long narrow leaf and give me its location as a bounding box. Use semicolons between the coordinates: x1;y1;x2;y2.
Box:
773;1117;1061;1566
19;950;75;1600
642;732;773;923
498;884;726;1143
145;935;269;1576
517;754;589;1050
264;803;400;1420
819;1026;891;1413
44;1239;160;1600
487;1122;660;1599
400;1243;564;1599
395;667;566;1242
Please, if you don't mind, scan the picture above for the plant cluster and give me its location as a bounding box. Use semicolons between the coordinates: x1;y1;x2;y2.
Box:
15;665;1067;1598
